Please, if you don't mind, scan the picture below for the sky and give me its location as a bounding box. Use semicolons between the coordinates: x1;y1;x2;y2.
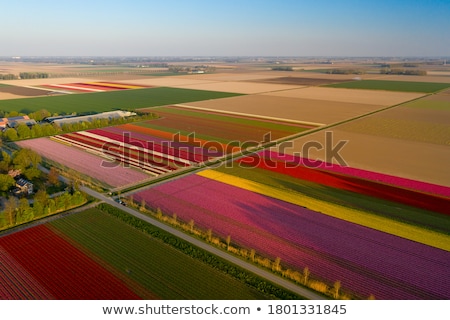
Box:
1;0;449;57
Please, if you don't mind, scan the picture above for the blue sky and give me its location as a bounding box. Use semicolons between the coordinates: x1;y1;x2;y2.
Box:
2;0;449;56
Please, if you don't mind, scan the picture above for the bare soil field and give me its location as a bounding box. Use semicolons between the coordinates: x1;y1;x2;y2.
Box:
427;71;450;76
263;87;425;106
112;77;217;87
176;72;279;81
168;81;303;94
0;92;24;100
249;76;353;86
436;88;450;96
278;129;450;187
0;85;51;97
0;77;98;86
0;62;80;75
423;93;450;102
337;107;450;145
186;94;383;124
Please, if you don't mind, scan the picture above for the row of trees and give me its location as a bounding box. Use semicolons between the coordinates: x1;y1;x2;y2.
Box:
379;68;427;75
0;189;86;229
0;74;17;80
124;197;361;300
0;72;49;80
271;66;294;71
19;72;49;79
0;109;157;142
97;203;301;300
168;65;216;73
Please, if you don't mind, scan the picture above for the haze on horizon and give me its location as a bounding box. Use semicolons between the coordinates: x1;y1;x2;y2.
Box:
2;0;449;57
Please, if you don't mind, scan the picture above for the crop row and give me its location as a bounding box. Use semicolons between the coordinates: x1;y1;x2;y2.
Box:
16;138;150;188
41;81;149;93
49;208;271;299
54;131;183;176
198;169;450;251
0;225;141;299
238;151;450;214
0;247;53;299
133;173;450;299
260;150;450;197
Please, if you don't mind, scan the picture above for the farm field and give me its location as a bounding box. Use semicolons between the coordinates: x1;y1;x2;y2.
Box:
337;105;450;145
48;106;311;177
0;224;141;299
3;61;450;302
373;74;450;83
247;76;352;86
163;81;304;94
110;77;217;87
279;128;450;187
0;84;51;99
0;207;271;299
39;81;150;93
402;93;450;110
0;87;242;114
262;87;425;106
186;94;385;125
324;79;450;93
16;138;150;188
132;164;450;299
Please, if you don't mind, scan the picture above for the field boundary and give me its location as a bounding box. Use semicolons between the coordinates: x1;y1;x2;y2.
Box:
172;104;325;127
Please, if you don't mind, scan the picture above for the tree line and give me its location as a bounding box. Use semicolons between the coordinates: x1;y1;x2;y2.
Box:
0;109;157;142
97;202;302;300
124;198;369;300
0;188;86;229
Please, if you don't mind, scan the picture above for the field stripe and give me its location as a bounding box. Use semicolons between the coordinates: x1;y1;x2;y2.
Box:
174;104;326;127
197;169;450;251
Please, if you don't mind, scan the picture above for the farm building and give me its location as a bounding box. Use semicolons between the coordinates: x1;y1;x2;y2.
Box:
0;115;31;129
7;118;37;129
44;110;136;126
14;178;34;196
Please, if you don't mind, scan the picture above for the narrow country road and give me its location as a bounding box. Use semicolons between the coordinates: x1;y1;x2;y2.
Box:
80;185;327;300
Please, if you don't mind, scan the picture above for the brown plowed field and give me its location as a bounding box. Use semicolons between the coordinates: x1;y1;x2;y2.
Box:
177;72;278;81
152;108;302;142
263;87;425;106
0;85;51;96
337;112;450;146
279;129;450;186
0;77;97;86
188;94;383;124
169;81;303;94
249;76;352;86
112;77;217;87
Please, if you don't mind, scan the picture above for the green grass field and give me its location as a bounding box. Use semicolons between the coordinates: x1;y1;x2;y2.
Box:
0;87;242;114
49;208;270;299
324;80;450;93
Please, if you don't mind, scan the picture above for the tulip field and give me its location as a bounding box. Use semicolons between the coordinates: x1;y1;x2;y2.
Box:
40;81;150;93
16;138;151;188
0;207;273;299
49;106;312;176
132;150;450;299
